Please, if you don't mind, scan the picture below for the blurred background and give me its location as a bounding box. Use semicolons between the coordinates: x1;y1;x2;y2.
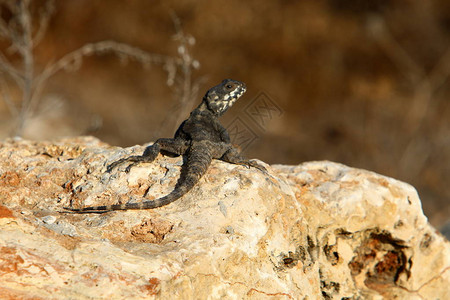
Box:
0;0;449;231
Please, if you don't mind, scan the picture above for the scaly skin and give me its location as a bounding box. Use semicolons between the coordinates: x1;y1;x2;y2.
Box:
64;79;266;213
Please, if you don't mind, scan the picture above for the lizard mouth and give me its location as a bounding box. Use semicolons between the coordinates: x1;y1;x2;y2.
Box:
225;85;246;104
217;87;245;113
205;80;247;115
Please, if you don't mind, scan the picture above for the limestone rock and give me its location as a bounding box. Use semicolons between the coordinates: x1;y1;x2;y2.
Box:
0;137;448;299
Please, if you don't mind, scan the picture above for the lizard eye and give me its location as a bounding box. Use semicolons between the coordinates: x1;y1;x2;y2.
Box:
226;84;233;89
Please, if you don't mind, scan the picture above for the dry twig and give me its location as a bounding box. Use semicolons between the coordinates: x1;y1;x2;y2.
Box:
0;1;202;137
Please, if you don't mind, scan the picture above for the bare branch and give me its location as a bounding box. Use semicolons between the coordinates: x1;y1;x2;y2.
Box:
1;3;202;138
0;74;18;117
33;0;55;47
0;52;24;84
14;0;35;135
36;41;177;87
28;41;180;122
17;0;33;53
152;16;202;136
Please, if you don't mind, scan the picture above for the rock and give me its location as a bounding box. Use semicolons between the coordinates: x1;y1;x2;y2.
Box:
0;136;448;299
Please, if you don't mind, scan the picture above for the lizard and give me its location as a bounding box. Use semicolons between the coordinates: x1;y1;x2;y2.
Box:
64;79;266;213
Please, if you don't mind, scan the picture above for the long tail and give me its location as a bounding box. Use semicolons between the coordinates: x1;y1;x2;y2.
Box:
64;142;213;213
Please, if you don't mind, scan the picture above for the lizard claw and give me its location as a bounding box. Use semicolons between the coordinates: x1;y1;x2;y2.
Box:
252;163;268;173
125;163;137;173
240;160;268;173
107;157;138;173
106;159;125;173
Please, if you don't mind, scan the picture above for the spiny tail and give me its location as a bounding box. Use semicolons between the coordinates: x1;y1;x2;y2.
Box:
63;187;194;213
64;142;213;213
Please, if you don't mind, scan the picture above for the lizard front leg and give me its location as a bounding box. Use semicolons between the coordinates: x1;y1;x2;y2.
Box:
220;147;267;173
106;138;190;173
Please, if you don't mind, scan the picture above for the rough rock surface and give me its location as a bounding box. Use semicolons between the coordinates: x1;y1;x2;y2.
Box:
0;136;448;299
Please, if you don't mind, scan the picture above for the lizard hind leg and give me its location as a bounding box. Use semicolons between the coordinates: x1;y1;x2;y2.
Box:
106;138;190;173
106;143;162;173
106;154;156;173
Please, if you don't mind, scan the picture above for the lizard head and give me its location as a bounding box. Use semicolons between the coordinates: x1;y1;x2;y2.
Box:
204;79;246;116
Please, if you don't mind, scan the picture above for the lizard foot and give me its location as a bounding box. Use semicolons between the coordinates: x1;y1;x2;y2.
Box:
106;155;151;173
106;158;126;173
239;160;268;173
106;157;131;173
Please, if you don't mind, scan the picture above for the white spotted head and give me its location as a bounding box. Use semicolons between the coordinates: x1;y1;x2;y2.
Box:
204;79;246;116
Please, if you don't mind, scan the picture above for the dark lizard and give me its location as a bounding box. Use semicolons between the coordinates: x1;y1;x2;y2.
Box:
64;79;266;213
